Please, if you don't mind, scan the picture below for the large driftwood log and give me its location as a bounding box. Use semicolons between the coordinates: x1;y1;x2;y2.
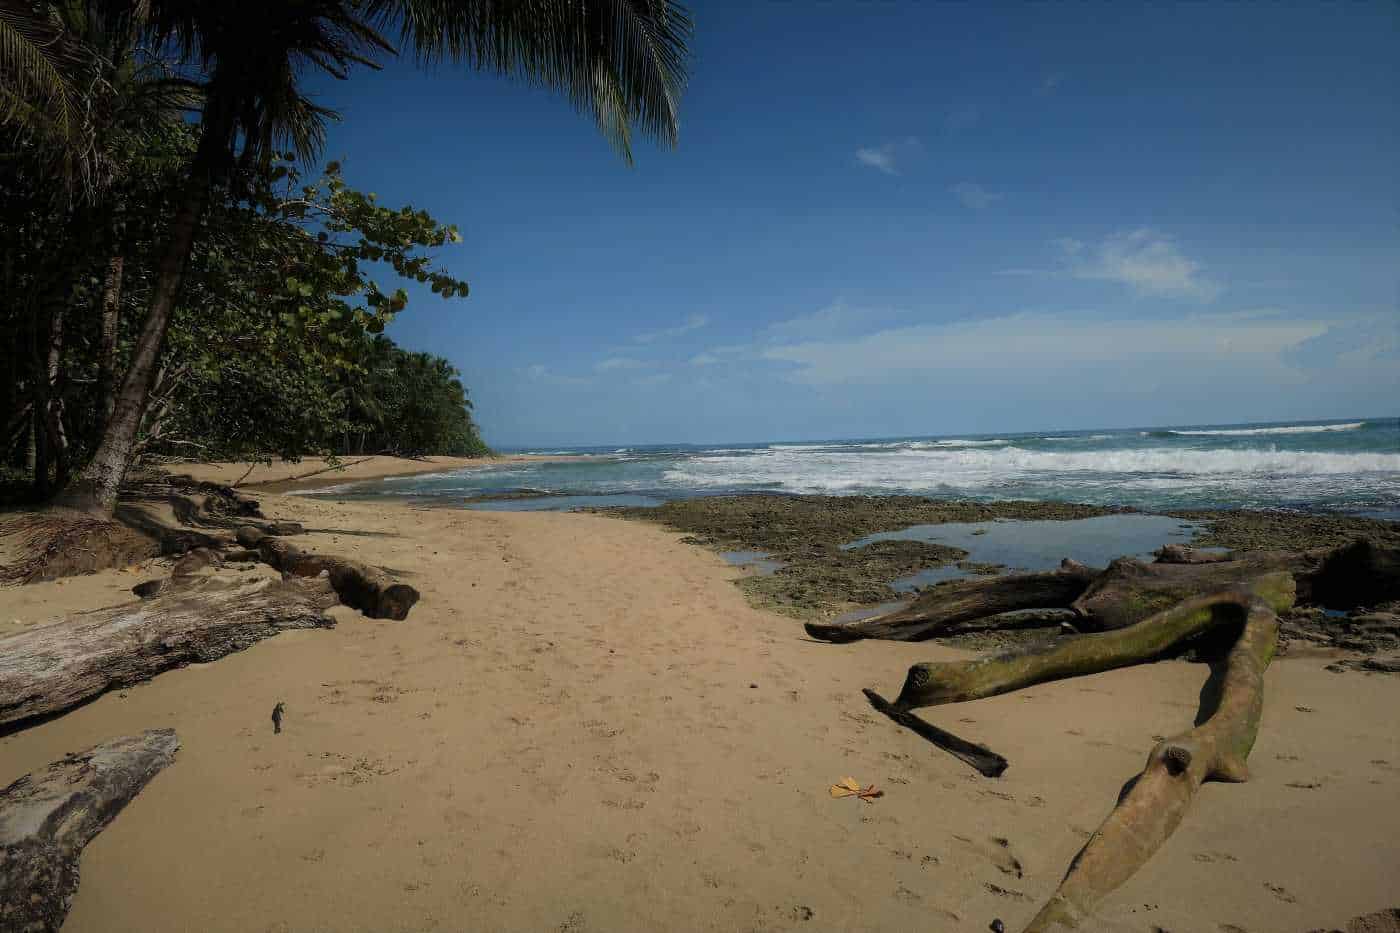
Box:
239;526;419;620
0;575;336;728
0;730;179;932
888;573;1292;710
1023;596;1278;932
806;536;1392;644
804;561;1100;643
1071;552;1311;631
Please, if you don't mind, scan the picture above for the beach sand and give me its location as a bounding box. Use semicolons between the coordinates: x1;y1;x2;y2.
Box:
169;453;578;491
2;492;1397;932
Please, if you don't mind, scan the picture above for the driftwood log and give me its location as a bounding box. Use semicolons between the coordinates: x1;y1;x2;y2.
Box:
1023;595;1279;932
887;575;1290;710
861;574;1292;930
0;730;179;932
0;575;336;728
806;539;1394;644
238;526;419;621
805;560;1100;643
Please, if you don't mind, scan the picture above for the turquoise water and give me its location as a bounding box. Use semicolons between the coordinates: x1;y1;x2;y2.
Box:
307;417;1400;517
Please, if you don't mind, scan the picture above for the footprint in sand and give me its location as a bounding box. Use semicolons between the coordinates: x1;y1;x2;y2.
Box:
1265;882;1297;904
952;834;1024;879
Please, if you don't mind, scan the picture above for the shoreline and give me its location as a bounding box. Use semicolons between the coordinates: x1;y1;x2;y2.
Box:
1;489;1397;931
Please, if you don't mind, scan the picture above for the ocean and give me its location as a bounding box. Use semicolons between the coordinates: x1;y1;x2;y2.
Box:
308;417;1400;519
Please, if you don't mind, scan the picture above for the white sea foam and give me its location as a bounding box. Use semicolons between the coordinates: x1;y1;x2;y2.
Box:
667;446;1400;499
1162;422;1367;437
909;438;1010;448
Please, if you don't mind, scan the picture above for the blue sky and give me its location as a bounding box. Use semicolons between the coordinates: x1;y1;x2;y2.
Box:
312;1;1399;448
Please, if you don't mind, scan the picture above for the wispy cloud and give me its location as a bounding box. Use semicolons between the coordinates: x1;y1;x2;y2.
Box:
1035;72;1064;97
765;300;904;342
522;364;591;387
689;353;720;366
761;309;1325;386
595;357;653;372
1067;229;1221;300
634;312;709;344
1000;230;1221;300
950;181;1003;210
854;137;921;176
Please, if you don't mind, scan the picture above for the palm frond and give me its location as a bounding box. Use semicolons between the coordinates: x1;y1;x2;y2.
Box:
369;0;692;163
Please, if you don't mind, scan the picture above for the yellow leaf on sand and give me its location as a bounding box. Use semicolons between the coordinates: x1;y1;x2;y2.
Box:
829;777;866;798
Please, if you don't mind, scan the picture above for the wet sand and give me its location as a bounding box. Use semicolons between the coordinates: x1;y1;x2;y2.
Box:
2;492;1397;932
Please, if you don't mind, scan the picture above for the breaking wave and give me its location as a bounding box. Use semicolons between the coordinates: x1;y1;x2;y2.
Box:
1148;422;1368;437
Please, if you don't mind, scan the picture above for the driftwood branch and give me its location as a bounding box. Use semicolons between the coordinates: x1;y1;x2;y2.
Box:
805;560;1099;643
807;536;1393;644
888;574;1292;710
0;575;336;728
1023;597;1279;931
862;688;1008;777
0;730;179;932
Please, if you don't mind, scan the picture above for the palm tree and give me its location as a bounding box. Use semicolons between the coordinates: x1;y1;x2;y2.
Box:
55;0;691;514
3;1;199;495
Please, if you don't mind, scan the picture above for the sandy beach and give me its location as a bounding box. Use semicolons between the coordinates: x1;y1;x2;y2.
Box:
169;454;583;491
2;489;1397;932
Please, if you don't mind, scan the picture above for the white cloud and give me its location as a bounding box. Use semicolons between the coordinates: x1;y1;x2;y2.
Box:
522;364;591;387
1067;229;1221;300
690;353;720;366
950;182;1003;210
595;357;652;372
760;309;1325;386
765;300;904;343
854;138;921;176
634;312;709;344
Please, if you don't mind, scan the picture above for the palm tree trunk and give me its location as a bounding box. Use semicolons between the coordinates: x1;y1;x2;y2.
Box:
97;253;124;429
53;121;224;515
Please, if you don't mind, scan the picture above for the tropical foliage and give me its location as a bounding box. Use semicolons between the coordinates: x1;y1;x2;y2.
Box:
0;0;691;509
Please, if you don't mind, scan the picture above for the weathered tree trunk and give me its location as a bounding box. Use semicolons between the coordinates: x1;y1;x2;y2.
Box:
0;730;179;932
804;561;1100;643
52;113;225;516
96;253;125;430
238;526;419;620
0;574;336;728
887;574;1291;710
1071;552;1313;631
1022;597;1279;932
809;538;1379;645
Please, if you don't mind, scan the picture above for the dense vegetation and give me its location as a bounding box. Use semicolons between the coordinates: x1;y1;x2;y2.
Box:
0;1;690;511
2;120;487;496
